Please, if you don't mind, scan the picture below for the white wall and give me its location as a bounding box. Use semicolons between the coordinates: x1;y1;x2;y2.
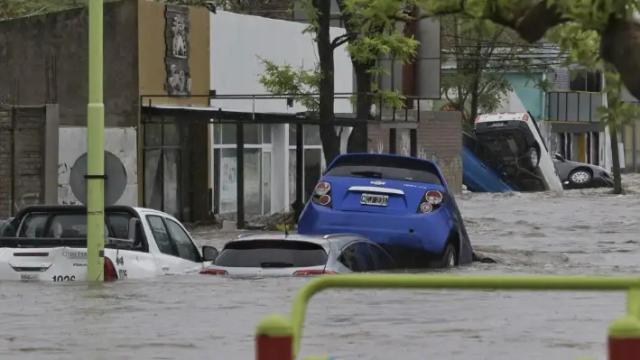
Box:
58;127;138;206
210;11;353;113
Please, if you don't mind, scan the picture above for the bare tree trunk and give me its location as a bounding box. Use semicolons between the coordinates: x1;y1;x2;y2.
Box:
468;75;480;129
347;61;373;153
314;0;340;163
609;122;623;194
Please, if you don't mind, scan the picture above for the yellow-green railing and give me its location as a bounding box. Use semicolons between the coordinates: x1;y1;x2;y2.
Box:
255;274;640;360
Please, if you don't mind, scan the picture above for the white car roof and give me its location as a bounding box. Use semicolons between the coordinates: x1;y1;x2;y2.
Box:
226;232;367;249
476;112;530;123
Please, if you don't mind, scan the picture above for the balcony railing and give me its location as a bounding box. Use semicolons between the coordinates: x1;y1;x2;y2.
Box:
546;91;603;123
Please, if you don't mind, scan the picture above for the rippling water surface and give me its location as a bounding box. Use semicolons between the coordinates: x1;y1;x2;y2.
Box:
2;175;640;359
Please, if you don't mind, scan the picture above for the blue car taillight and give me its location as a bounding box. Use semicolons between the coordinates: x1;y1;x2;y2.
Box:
311;181;332;207
417;190;444;214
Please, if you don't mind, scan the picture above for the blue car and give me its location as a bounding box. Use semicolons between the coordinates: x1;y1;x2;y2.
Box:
298;153;473;268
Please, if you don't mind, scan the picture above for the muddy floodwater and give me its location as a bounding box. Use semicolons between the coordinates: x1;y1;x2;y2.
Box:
2;175;640;359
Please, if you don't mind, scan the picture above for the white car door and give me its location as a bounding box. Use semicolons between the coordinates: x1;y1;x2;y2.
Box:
145;214;202;275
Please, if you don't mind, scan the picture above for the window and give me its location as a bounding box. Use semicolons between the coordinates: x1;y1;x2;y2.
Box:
45;214;87;238
19;214;47;237
367;244;395;270
165;219;200;262
107;213;132;239
327;155;443;184
570;70;602;92
147;216;177;256
215;240;328;268
338;242;376;272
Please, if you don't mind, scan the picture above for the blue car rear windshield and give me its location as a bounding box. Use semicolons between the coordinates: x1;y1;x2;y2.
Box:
326;156;442;184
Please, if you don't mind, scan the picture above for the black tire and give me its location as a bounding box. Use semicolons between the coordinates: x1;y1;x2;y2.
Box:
568;168;592;186
437;243;457;268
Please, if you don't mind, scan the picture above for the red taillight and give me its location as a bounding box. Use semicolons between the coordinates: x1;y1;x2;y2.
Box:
313;181;331;196
417;190;444;214
293;269;337;276
317;194;331;206
425;190;443;205
418;202;433;213
104;257;118;281
311;181;332;207
200;268;228;275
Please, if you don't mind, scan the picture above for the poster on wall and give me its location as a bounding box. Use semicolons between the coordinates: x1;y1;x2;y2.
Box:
220;156;237;213
165;5;191;96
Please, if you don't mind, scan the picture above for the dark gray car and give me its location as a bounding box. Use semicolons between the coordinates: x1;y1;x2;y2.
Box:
553;153;613;189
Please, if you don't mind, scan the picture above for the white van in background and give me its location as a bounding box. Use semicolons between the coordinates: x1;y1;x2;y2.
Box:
473;112;563;192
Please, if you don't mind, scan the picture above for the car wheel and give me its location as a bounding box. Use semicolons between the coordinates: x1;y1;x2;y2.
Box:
569;168;592;186
526;146;540;169
438;243;457;268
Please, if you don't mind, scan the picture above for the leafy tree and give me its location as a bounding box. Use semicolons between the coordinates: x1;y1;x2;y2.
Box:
418;0;640;193
258;58;320;111
441;17;504;127
259;0;419;163
0;0;88;19
418;0;640;100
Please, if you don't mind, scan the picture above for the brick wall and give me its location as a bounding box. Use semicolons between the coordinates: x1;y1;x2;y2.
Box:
416;111;463;193
366;112;463;194
0;106;46;218
0;107;11;217
367;124;390;153
0;1;138;127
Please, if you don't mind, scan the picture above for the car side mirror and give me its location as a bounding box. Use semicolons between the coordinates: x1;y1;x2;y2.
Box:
202;246;219;262
554;153;565;162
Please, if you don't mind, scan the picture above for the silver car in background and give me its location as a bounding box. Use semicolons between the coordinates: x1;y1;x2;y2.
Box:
200;233;396;277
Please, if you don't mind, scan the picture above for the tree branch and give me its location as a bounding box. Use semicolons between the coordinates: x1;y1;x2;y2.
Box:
330;33;356;49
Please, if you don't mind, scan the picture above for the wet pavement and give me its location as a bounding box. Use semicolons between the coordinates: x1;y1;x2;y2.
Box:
2;175;640;359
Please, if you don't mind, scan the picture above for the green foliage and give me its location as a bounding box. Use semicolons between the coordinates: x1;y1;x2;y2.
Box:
342;0;419;66
547;24;600;68
259;0;420;115
600;67;640;127
258;58;321;111
0;0;88;19
440;15;548;125
550;0;637;31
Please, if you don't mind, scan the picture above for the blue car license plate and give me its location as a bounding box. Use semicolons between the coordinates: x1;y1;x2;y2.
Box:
360;193;388;207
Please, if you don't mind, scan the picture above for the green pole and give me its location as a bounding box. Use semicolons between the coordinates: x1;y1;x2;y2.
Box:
87;0;105;281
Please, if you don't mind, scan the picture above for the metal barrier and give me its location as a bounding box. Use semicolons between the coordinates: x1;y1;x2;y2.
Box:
255;274;640;360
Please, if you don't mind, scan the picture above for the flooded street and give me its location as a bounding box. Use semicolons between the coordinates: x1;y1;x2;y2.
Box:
3;176;640;359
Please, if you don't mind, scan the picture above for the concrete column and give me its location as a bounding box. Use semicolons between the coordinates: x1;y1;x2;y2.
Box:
271;124;288;213
44;104;59;205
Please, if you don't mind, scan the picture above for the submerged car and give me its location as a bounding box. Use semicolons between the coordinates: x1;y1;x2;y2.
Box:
553;153;613;189
462;132;514;192
474;112;563;192
200;233;395;276
0;205;217;281
297;153;473;268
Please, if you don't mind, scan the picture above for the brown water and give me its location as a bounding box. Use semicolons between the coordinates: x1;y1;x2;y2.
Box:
2;176;640;359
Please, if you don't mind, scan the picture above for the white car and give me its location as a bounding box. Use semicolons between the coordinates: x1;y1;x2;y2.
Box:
200;233;396;277
474;112;563;192
0;205;218;281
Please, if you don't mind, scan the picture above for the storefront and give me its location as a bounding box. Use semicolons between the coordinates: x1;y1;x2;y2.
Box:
210;123;325;219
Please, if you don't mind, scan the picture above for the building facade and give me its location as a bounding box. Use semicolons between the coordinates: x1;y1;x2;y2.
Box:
0;0;460;223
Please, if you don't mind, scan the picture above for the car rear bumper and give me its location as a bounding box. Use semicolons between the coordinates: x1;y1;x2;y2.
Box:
298;203;453;254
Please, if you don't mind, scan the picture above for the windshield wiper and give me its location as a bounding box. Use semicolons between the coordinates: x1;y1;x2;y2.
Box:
260;262;294;268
